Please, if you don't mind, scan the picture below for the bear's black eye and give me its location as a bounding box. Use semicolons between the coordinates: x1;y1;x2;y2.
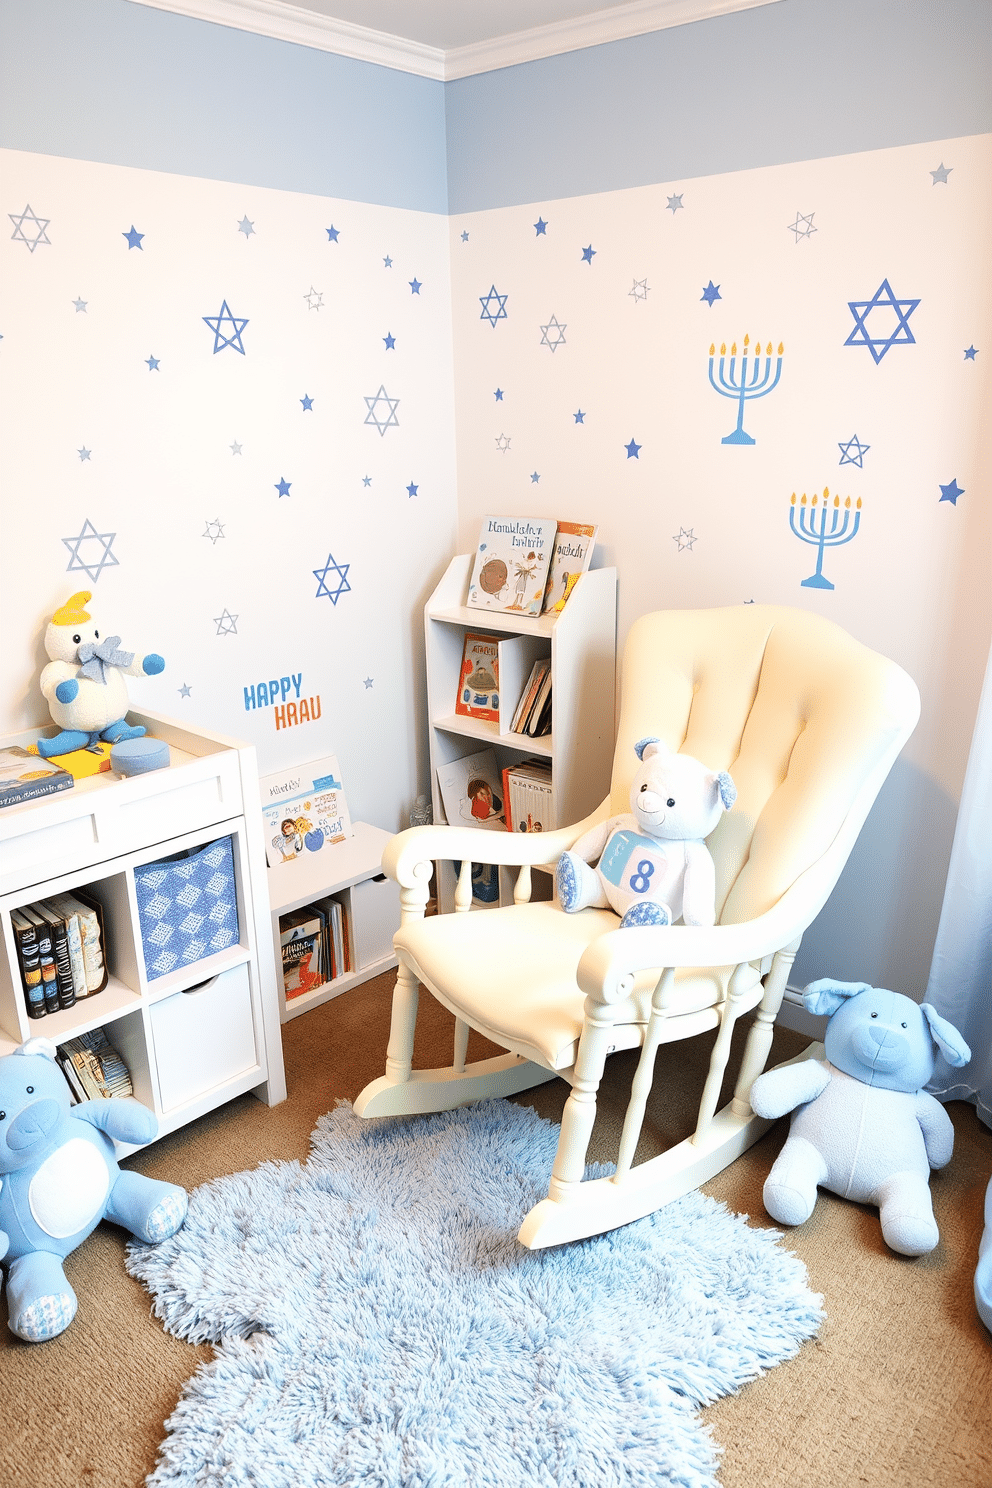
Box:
94;630;99;639
26;1086;34;1094
871;1011;878;1018
640;783;648;792
901;1022;907;1029
72;633;81;643
0;1112;5;1121
667;798;675;808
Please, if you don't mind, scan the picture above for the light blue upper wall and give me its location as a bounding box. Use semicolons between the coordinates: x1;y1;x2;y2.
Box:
0;0;448;213
445;0;992;213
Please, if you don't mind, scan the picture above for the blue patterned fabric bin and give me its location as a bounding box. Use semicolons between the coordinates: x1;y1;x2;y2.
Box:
134;836;240;980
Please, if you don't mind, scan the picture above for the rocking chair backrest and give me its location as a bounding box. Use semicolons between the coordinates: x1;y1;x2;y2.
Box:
610;605;920;926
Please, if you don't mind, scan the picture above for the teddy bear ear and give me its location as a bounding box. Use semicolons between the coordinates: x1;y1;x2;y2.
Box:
715;771;737;810
802;979;873;1017
920;1004;971;1068
17;1037;58;1062
634;736;664;761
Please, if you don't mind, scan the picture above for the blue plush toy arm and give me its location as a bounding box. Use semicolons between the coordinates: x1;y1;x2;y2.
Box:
914;1090;955;1169
749;1058;831;1120
0;1228;8;1262
74;1098;159;1146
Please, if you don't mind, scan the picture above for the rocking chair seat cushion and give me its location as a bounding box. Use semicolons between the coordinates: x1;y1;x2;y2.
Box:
395;901;761;1071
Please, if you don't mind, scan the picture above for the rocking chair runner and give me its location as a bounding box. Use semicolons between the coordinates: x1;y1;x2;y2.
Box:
355;605;920;1248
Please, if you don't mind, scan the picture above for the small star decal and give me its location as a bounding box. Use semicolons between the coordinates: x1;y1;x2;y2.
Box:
203;518;225;543
964;346;978;360
574;410;585;423
461;231;469;242
314;554;351;604
939;478;964;505
666;194;684;213
494;388;504;401
625;438;641;459
326;224;339;241
230;440;243;455
73;297;87;313
845;279;920;363
238;216;255;238
362;475;372;486
275;477;292;498
673;527;696;551
214;609;238;635
701;280;722;306
77;447;91;461
383;255;393;267
409;278;422;294
203;300;249;355
629;279;650;303
539;314;567;352
383;332;396;349
178;683;192;699
363;677;374;689
530;472;540;483
9;204;51;252
534;217;548;235
581;245;596;264
123;225;144;250
364;385;400;436
62;518;119;581
838;434;870;468
480;285;508;327
788;211;817;241
304;286;324;311
406;481;419;498
145;354;160;371
930;163;952;184
301;394;314;411
495;434;511;454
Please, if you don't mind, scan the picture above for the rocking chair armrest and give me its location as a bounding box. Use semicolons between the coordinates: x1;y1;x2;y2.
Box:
576;872;827;1004
382;803;610;890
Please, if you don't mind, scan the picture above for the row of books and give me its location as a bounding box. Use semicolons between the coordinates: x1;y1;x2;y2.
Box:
509;658;552;737
56;1028;133;1104
467;518;598;619
436;748;555;834
11;891;106;1019
279;895;352;1002
455;633;553;735
502;759;554;834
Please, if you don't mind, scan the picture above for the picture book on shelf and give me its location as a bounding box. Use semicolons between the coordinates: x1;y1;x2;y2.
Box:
467;517;557;616
259;755;353;868
503;759;554;834
436;748;507;830
454;632;501;721
279;908;325;1000
542;521;599;613
0;745;73;808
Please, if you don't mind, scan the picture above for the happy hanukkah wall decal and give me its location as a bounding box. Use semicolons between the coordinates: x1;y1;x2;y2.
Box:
708;334;783;444
789;487;863;590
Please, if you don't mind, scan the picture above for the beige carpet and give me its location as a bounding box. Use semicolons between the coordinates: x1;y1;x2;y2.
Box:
2;971;990;1488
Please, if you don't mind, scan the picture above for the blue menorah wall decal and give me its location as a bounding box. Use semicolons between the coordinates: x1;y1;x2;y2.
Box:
708;334;784;444
789;487;863;590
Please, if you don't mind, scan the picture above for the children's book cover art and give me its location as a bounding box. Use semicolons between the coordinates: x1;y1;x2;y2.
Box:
436;748;507;831
259;755;353;868
541;521;599;613
454;632;502;721
467;517;557;616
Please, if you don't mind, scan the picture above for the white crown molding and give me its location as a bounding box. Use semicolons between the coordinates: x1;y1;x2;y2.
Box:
126;0;781;80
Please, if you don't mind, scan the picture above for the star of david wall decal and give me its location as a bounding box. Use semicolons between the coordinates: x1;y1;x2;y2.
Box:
314;554;352;604
479;286;508;327
845;279;920;363
62;518;119;581
363;386;400;436
9;204;51;252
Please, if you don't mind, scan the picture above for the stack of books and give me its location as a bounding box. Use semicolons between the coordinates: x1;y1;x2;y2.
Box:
56;1028;133;1103
502;759;554;834
0;745;74;809
10;891;106;1019
278;897;351;1002
509;657;553;737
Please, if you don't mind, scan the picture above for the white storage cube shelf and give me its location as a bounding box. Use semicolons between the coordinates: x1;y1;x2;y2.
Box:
0;710;286;1153
426;555;618;913
267;820;400;1023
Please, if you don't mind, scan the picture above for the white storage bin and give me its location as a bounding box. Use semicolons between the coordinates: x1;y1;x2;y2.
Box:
351;874;401;969
150;962;257;1111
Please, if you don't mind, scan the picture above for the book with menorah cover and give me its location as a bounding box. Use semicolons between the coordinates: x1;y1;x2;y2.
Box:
467;516;557;617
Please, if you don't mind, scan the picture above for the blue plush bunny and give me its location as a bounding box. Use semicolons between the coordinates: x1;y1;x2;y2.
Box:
0;1037;187;1341
749;980;970;1256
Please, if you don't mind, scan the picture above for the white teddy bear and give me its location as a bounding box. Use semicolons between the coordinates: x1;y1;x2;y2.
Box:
554;737;737;928
36;591;165;758
749;979;971;1256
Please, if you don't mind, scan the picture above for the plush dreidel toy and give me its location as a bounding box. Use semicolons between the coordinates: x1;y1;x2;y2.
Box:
36;591;165;758
749;980;971;1256
555;738;736;929
0;1038;187;1341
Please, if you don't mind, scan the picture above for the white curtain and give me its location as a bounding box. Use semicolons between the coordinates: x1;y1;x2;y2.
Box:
925;643;992;1128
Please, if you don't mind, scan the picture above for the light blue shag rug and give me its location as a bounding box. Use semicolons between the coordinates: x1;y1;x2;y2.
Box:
126;1100;823;1488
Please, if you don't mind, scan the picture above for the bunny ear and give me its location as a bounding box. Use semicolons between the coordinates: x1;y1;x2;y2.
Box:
715;771;737;811
634;737;663;761
920;1004;971;1068
803;979;873;1017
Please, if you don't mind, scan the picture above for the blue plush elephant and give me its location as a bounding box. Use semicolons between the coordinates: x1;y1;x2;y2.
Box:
749;980;971;1256
0;1037;187;1341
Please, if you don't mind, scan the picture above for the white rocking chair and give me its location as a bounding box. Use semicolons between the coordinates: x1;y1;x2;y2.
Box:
355;605;920;1248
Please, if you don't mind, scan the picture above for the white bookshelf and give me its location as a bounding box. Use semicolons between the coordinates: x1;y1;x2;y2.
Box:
426;554;617;910
0;710;287;1153
267;821;399;1022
